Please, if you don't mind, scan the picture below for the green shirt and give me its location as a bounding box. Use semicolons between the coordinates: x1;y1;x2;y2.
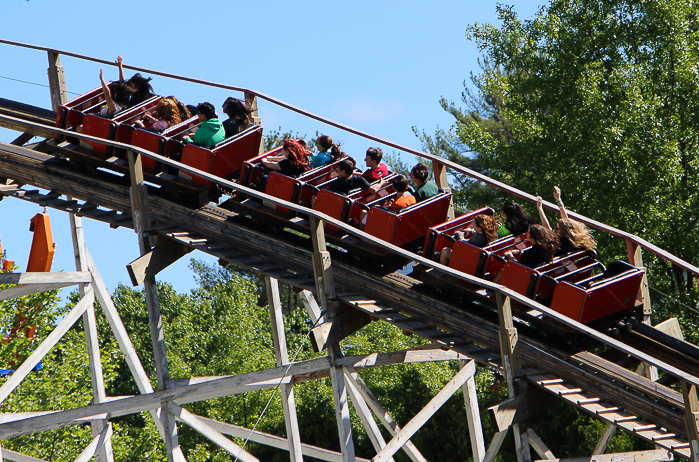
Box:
497;222;512;238
187;118;225;149
415;181;439;202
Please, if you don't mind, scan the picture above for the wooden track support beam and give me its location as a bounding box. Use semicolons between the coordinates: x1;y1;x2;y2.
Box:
526;428;556;460
343;370;427;462
460;358;486;462
431;161;454;220
533;448;673;461
127;237;193;286
310;216;356;462
182;414;373;462
47;51;67;111
169;403;258;462
681;380;699;461
70;212;113;462
74;423;113;462
372;360;476;462
497;293;531;462
266;276;304;462
591;423;616;456
127;150;184;462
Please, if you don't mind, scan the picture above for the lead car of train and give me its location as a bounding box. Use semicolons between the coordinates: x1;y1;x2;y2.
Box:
49;85;646;334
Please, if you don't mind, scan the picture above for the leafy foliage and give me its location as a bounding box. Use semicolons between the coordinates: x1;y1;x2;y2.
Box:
419;0;699;331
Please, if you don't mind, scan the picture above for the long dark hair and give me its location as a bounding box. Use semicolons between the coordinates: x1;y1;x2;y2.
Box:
222;97;251;128
109;81;131;108
317;135;343;161
501;201;536;235
126;73;154;99
528;224;559;262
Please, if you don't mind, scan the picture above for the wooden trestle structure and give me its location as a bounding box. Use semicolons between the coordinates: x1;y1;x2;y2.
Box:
0;40;698;462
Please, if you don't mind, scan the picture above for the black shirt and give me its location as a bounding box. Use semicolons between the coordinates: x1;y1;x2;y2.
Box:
555;238;582;256
278;159;308;177
223;119;244;138
328;176;371;195
519;245;552;269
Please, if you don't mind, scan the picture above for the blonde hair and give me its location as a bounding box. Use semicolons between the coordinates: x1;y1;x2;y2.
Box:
558;219;597;251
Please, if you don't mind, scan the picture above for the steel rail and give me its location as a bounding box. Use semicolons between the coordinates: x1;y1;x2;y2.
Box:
1;113;698;389
1;38;697;277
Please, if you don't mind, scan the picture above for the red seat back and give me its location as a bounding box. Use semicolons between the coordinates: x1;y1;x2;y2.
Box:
550;269;644;324
181;125;263;187
364;192;452;247
423;207;494;260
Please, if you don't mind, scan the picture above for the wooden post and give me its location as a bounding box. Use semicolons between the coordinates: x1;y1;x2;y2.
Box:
69;212;114;462
680;380;699;461
244;92;264;155
431;160;454;220
265;276;304;462
496;292;531;462
626;240;652;325
309;216;355;462
627;240;656;382
345;370;427;462
460;359;486;462
592;424;616;455
372;361;476;462
47;51;67;112
127;150;184;462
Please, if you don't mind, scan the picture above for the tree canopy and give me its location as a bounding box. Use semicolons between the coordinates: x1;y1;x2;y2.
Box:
418;0;699;331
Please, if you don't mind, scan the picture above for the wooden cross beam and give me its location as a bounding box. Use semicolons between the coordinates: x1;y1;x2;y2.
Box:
69;212;113;462
372;360;476;462
266;276;304;462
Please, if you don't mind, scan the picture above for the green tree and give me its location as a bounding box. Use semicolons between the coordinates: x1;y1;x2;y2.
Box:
419;0;699;332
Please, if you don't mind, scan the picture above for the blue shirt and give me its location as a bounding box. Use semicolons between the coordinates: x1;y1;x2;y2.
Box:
310;151;333;168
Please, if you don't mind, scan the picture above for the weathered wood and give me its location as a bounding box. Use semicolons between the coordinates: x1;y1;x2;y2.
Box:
310;216;355;462
343;370;394;462
299;289;324;324
460;359;486;462
10;133;34;147
0;290;94;405
0;282;77;301
0;271;91;284
182;414;372;462
47;51;67;111
497;293;531;462
128;149;182;462
431;160;454;220
373;360;475;462
266;276;304;462
310;304;372;352
169;402;258;462
345;371;427;462
2;449;49;462
70;212;113;462
126;238;193;286
592;424;616;455
533;448;673;461
527;428;556;460
626;241;652;324
86;250;167;439
488;387;555;432
483;430;509;462
74;423;113;462
680;380;699;460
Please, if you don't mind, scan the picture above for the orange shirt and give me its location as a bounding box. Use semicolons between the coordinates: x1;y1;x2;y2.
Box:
390;194;416;212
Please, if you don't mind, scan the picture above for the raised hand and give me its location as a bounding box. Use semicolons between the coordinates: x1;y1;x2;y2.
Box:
553;185;561;202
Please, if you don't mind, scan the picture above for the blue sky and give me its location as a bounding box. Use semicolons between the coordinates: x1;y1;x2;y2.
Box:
0;0;544;299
